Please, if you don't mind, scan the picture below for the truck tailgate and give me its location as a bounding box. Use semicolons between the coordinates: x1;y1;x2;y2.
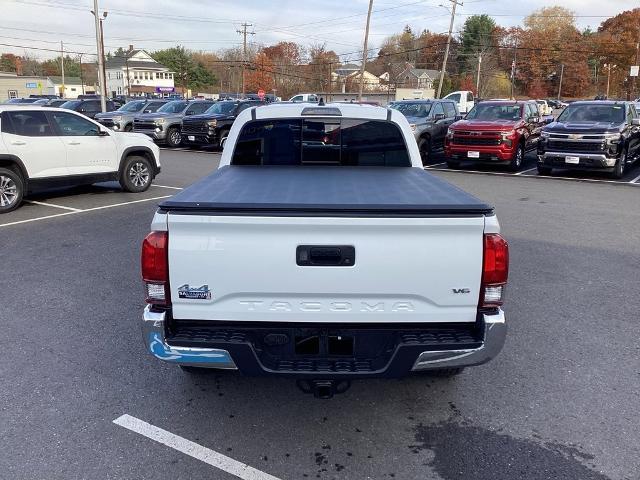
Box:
167;214;485;323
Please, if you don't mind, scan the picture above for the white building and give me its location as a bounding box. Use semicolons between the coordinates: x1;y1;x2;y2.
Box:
49;76;85;98
105;48;176;97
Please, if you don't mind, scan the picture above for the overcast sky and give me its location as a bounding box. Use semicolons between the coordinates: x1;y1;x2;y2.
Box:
1;0;638;62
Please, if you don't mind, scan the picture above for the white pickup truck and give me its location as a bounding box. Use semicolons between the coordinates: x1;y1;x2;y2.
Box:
141;103;508;398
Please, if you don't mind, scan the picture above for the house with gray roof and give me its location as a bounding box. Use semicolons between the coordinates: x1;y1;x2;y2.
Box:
397;64;441;89
105;47;176;97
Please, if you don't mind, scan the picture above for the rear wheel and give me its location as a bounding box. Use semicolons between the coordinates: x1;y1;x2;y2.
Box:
611;149;627;179
0;167;23;213
418;136;432;165
509;143;525;172
537;165;552;176
166;127;181;147
119;155;152;193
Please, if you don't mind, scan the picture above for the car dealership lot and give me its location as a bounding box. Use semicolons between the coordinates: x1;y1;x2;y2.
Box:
1;149;639;480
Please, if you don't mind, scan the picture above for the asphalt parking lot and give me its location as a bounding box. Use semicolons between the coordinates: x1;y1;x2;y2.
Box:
1;148;639;480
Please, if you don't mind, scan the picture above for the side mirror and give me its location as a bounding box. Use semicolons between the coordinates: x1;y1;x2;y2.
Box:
434;113;446;121
98;129;109;136
544;116;555;125
185;111;194;116
454;115;464;121
632;118;640;126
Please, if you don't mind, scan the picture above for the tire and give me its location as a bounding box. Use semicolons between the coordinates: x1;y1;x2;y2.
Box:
119;155;153;193
537;165;552;176
611;149;627;180
509;143;525;172
418;136;432;165
166;127;182;148
0;167;24;213
219;130;229;150
447;160;461;169
123;123;133;132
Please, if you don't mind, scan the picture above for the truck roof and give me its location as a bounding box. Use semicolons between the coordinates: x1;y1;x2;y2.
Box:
159;166;493;217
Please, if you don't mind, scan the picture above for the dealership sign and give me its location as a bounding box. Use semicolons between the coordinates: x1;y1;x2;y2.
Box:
155;86;175;93
25;82;37;88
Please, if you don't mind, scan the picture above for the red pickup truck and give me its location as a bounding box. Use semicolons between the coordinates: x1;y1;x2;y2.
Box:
444;100;544;171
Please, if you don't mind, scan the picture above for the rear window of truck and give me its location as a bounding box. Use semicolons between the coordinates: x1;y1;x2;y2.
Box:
231;118;411;166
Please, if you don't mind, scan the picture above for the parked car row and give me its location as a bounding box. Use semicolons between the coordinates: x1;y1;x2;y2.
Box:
441;100;640;178
92;98;267;149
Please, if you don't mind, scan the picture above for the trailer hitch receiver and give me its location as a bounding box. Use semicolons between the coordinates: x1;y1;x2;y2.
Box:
296;379;351;399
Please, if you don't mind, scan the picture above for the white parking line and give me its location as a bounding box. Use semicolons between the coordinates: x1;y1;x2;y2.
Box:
515;167;538;175
0;195;172;229
151;184;184;190
629;173;640;184
113;414;282;480
429;167;638;186
425;162;446;169
24;200;82;212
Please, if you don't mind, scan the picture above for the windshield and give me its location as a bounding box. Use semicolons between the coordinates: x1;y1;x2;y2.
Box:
466;103;523;121
445;93;461;102
157;101;188;113
390;102;431;118
205;102;237;115
118;100;146;113
557;104;625;123
60;100;81;109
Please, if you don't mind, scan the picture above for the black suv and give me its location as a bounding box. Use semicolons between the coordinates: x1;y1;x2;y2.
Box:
181;100;265;149
60;99;116;119
538;101;640;178
389;99;459;163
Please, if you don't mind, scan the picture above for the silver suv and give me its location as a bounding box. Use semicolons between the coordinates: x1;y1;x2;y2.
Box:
95;99;168;132
133;100;214;147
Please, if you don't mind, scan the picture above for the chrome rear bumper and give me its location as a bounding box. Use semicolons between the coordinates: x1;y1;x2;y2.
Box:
411;309;506;371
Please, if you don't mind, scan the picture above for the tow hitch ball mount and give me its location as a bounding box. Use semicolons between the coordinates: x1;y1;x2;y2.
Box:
296;379;351;399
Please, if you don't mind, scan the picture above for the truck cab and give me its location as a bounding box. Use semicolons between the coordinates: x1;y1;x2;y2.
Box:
443;90;475;114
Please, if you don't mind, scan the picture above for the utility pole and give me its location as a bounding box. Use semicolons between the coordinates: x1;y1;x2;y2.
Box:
99;15;107;100
634;27;640;98
327;62;332;102
437;0;462;99
557;64;564;100
92;0;106;112
236;23;254;99
475;53;482;97
60;41;65;98
78;53;85;95
604;64;615;99
358;0;374;102
510;39;517;100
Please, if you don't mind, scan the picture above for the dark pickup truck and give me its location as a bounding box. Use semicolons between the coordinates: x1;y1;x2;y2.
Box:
537;101;640;178
181;100;264;149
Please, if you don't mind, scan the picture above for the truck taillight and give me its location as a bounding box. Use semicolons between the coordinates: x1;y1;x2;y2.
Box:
480;233;509;308
141;231;170;306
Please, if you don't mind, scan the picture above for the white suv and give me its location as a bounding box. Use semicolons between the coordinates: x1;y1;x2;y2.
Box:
0;106;161;213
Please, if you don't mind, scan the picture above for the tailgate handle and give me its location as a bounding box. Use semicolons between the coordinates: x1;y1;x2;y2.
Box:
297;245;355;267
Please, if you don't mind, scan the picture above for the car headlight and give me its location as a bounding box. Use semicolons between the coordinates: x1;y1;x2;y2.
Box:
604;132;621;143
446;128;454;139
155;118;165;125
501;130;517;147
540;131;550;138
112;116;123;122
206;119;217;128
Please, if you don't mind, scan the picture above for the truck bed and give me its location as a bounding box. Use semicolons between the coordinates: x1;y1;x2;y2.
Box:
159;166;493;217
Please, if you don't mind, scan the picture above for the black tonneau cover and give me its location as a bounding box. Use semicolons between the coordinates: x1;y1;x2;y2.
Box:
159;166;493;216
